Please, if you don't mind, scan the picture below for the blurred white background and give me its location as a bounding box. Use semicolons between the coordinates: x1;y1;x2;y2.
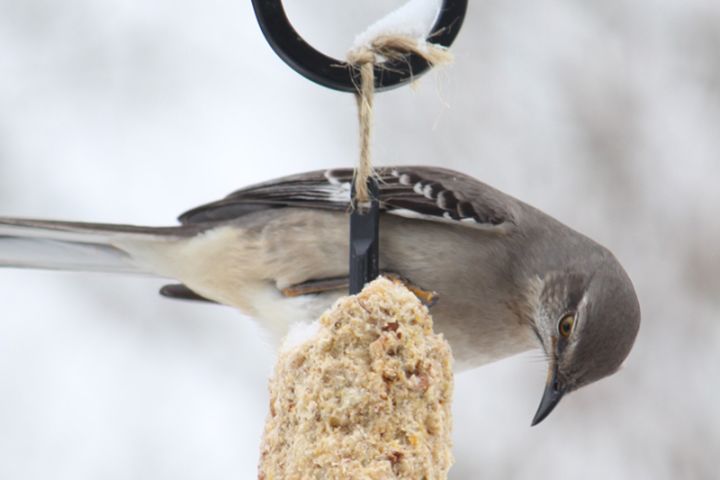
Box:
1;0;718;478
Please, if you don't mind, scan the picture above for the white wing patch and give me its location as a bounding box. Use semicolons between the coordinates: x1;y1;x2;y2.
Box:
322;168;506;228
315;184;351;203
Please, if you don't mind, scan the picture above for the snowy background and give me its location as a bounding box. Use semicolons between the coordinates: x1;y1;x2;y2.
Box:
1;0;719;478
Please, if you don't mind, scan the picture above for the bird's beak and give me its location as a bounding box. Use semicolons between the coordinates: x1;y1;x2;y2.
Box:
531;364;565;426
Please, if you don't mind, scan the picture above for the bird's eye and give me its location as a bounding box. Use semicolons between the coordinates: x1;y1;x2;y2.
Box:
558;314;575;338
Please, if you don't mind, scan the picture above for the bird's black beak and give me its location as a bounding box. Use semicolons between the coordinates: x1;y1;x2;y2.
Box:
531;365;565;426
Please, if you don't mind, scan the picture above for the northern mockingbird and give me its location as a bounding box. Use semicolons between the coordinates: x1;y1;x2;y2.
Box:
0;167;640;425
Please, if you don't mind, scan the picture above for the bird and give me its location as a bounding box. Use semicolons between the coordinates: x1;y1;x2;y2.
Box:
0;166;640;425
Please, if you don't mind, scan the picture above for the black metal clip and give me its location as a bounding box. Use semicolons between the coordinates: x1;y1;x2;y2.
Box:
250;0;468;92
349;177;380;294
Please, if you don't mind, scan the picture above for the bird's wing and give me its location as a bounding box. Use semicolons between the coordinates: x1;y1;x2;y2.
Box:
178;167;519;230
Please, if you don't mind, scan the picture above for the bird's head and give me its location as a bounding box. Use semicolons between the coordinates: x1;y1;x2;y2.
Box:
529;256;640;426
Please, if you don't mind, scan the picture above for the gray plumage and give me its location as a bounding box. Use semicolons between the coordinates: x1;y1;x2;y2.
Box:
0;167;641;424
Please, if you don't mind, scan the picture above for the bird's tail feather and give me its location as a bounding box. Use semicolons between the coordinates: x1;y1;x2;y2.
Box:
0;217;190;275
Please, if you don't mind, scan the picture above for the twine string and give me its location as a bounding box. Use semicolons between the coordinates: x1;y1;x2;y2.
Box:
347;35;453;205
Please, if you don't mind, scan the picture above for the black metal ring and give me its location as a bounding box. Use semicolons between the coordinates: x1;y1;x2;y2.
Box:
251;0;468;93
